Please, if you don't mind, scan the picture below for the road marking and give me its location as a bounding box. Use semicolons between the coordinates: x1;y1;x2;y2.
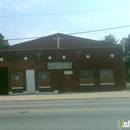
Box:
0;107;130;114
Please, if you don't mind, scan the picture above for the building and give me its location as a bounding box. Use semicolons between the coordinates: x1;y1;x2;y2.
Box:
0;33;125;95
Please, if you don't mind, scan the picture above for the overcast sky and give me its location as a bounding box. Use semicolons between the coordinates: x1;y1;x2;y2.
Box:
0;0;130;45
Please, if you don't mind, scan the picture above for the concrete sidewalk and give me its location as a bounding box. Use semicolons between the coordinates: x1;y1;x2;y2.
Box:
0;91;130;102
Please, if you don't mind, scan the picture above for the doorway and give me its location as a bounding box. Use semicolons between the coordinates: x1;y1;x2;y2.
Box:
64;71;73;91
0;67;8;95
26;70;35;93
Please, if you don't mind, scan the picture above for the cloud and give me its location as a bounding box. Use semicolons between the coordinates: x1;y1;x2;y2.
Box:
29;0;40;3
72;33;104;41
11;2;31;11
70;15;90;26
73;34;87;39
0;0;42;11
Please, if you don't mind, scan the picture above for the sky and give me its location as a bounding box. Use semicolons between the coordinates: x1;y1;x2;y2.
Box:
0;0;130;45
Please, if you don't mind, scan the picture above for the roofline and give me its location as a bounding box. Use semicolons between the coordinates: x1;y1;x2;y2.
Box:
7;33;120;48
0;46;122;52
7;33;65;47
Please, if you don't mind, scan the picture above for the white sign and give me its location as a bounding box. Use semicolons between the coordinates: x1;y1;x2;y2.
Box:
47;62;72;70
64;71;73;74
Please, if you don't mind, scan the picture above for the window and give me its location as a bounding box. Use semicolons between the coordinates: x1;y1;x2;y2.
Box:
100;69;114;85
38;72;50;88
38;72;50;81
12;73;23;82
79;70;94;86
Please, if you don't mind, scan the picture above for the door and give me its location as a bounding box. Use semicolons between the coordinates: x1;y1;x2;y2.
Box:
64;74;73;91
0;67;8;95
26;70;35;93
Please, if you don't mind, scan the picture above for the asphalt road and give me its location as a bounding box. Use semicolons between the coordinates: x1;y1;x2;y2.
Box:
0;98;130;130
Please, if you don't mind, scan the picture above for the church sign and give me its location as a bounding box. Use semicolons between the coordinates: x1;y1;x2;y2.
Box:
47;62;72;70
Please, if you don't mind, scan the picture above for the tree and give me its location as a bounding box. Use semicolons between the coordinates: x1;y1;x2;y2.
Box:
120;34;130;63
102;34;118;44
0;33;10;49
120;34;130;82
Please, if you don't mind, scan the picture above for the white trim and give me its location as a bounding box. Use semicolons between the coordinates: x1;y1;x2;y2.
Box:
39;86;50;88
80;83;94;86
39;92;58;94
12;87;23;89
62;55;66;59
9;91;12;94
64;71;73;74
100;83;115;85
54;90;58;93
35;91;39;93
9;91;26;95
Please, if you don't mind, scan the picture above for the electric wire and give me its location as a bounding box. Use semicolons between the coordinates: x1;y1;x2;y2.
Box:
5;24;130;41
0;6;130;18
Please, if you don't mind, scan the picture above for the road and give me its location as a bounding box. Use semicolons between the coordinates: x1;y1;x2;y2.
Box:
0;98;130;130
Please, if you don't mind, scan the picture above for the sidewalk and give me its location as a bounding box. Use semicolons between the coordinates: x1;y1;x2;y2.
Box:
0;91;130;102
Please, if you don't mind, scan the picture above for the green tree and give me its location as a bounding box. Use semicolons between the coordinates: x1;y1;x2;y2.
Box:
120;34;130;63
120;34;130;82
0;33;10;49
102;34;118;44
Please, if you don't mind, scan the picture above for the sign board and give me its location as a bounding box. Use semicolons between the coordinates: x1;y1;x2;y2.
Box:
47;62;72;70
64;71;73;74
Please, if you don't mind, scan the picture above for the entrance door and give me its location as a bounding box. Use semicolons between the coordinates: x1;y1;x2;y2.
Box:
26;70;35;93
0;67;8;95
64;74;73;91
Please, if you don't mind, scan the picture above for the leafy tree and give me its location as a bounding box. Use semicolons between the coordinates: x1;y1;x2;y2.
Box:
120;34;130;63
0;33;10;49
120;34;130;82
102;34;118;44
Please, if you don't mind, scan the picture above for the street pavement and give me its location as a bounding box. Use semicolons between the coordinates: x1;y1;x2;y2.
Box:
0;99;130;130
0;90;130;102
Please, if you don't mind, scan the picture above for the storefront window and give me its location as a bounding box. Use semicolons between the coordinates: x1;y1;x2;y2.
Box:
100;69;113;79
100;69;114;85
38;72;50;88
12;73;23;82
79;70;94;85
38;72;50;81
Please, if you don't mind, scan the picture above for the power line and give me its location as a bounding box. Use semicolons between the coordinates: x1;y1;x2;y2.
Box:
69;25;130;35
0;6;130;18
5;24;130;41
6;37;41;41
